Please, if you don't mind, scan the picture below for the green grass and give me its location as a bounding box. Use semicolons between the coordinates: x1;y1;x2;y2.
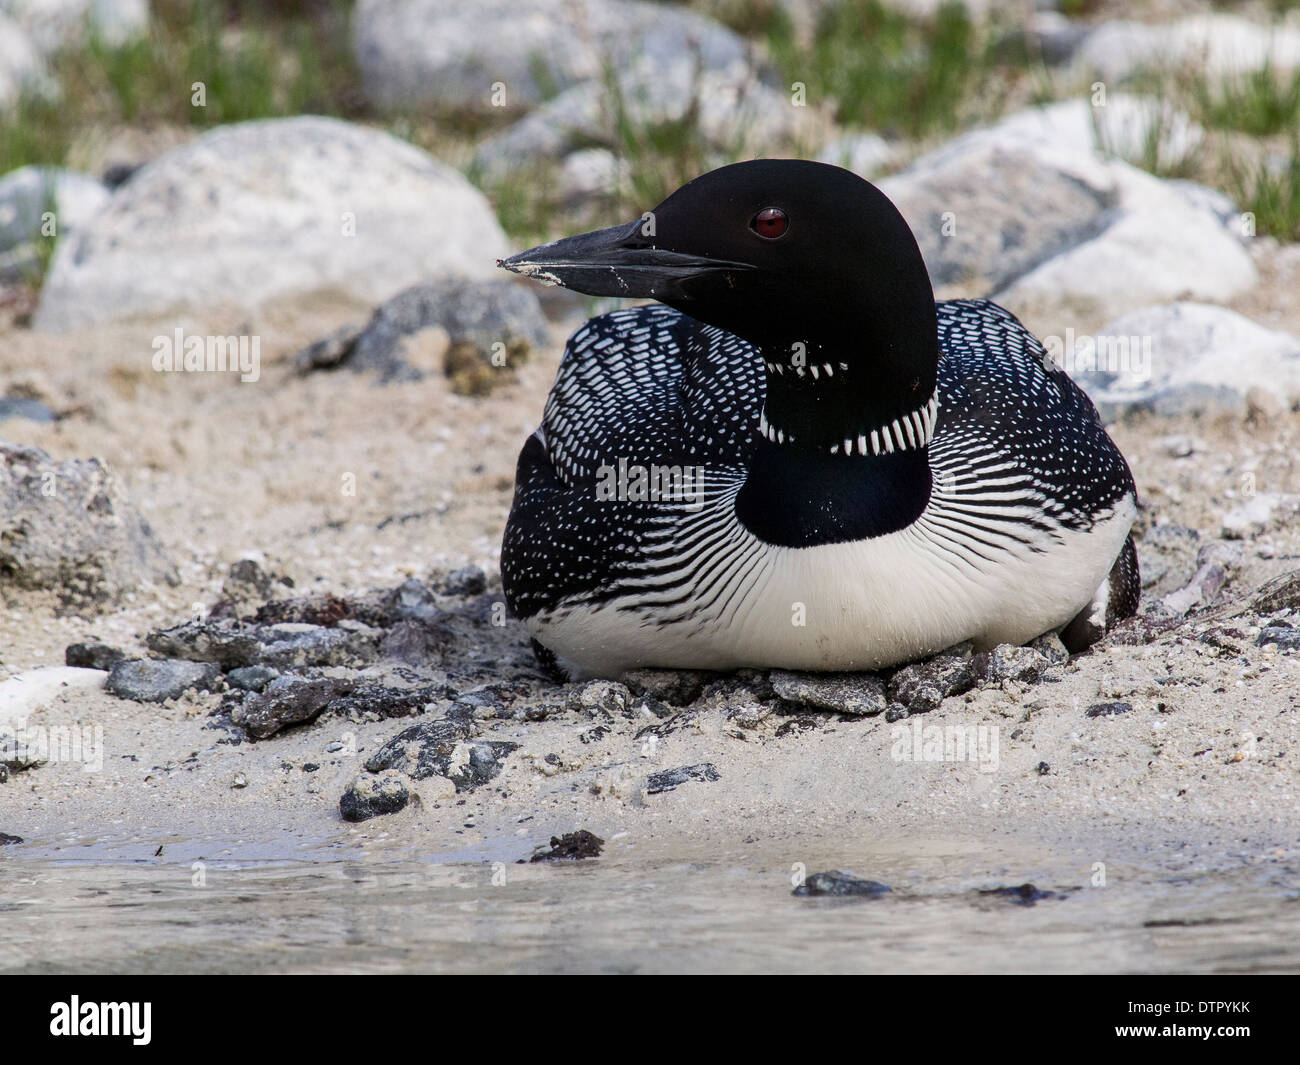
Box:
4;0;1299;256
1127;53;1300;240
478;164;562;250
0;0;364;172
1222;139;1300;241
764;0;998;140
1193;63;1300;137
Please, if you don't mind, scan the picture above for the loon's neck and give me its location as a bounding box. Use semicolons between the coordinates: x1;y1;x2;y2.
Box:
734;327;941;548
755;333;938;455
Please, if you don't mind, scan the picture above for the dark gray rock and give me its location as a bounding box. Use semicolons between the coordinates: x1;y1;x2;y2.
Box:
221;557;288;604
339;772;409;822
770;670;887;716
105;658;220;703
364;718;471;777
146;619;262;669
252;623;381;670
646;762;720;794
0;441;176;610
226;665;280;692
232;676;349;740
0;832;22;845
443;565;487;597
985;645;1049;685
379;618;449;664
529;829;604;862
0;396;55;423
324;680;448;721
1251;571;1300;615
293;323;361;372
64;639;126;671
1085;701;1133;718
449;688;506;719
301;278;548;384
979;883;1062;906
1029;632;1069;665
568;680;632;719
887;643;977;714
364;717;518;791
619;668;713;706
1258;626;1300;652
793;870;891;898
146;617;379;671
386;577;440;620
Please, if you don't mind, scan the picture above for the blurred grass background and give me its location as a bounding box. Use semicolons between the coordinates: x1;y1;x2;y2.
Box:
1;0;1298;250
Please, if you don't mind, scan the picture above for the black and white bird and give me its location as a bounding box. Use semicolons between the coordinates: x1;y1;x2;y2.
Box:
498;160;1139;680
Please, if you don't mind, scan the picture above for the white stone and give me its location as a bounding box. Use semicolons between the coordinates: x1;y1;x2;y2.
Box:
876;97;1245;306
1074;302;1300;416
818;132;898;179
1074;13;1300;81
0;165;108;251
0;0;149;55
560;148;628;201
0;666;106;729
900;94;1202;192
994;163;1257;322
0;11;44;107
1222;493;1300;540
34;116;511;331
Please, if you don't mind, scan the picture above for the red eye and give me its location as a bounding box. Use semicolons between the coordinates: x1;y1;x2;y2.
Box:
750;207;788;239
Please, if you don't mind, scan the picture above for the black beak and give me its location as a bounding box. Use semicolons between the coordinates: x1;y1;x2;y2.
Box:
498;219;754;300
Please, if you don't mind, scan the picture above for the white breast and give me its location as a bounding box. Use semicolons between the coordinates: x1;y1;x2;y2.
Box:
528;479;1136;679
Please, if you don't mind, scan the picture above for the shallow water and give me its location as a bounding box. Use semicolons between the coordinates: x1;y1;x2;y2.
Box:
2;831;1297;973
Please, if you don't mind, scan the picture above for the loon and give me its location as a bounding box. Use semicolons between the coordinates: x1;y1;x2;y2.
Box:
498;160;1139;680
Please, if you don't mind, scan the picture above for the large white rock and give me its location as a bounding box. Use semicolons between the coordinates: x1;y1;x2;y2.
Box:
1072;302;1300;418
1073;13;1300;82
353;0;749;115
875;95;1248;310
33;116;511;331
880;146;1111;291
0;0;148;55
993;163;1257;323
900;94;1202;191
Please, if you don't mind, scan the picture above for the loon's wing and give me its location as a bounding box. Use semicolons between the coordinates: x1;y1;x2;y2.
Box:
931;298;1136;538
502;305;760;620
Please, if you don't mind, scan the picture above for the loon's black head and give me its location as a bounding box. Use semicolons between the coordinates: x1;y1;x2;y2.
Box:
501;159;939;451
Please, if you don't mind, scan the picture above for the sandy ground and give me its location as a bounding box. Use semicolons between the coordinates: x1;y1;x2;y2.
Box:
0;239;1298;905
